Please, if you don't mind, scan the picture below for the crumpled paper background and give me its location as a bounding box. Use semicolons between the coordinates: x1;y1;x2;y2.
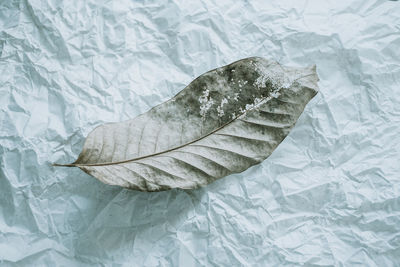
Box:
1;0;400;266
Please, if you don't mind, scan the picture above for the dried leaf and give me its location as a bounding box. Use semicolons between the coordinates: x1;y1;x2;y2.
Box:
55;57;319;191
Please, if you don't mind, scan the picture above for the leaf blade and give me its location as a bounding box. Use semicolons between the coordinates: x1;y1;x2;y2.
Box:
56;57;319;191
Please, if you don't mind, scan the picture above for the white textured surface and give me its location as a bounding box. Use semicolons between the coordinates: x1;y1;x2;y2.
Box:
1;0;400;266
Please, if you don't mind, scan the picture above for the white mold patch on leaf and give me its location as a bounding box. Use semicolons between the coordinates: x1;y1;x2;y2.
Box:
270;89;281;98
253;61;294;90
237;87;283;120
217;98;228;117
237;79;248;88
217;106;224;117
198;89;214;118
